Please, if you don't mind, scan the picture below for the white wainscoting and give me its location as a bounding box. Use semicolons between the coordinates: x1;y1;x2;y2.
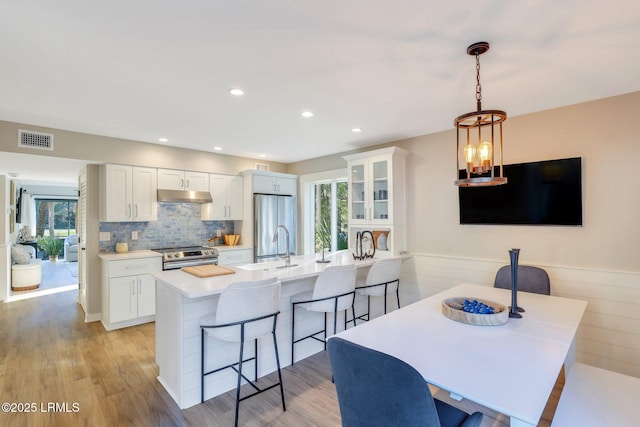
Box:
398;253;640;378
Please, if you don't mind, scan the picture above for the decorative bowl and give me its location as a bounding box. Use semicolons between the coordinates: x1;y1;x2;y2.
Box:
223;234;240;246
442;297;508;326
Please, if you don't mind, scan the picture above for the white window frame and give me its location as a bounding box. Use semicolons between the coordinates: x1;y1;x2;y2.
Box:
299;169;347;255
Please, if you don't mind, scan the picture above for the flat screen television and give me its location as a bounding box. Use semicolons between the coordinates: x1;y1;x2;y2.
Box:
458;157;582;226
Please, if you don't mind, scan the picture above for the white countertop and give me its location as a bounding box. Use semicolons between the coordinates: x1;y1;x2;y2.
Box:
153;250;406;299
212;245;252;252
98;250;162;260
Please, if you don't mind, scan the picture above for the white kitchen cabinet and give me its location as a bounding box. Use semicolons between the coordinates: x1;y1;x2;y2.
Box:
344;147;408;253
158;169;209;192
253;174;297;196
100;253;162;331
217;248;253;266
99;164;158;222
201;174;243;220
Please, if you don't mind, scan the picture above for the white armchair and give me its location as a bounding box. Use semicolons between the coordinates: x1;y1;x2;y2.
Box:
64;235;79;262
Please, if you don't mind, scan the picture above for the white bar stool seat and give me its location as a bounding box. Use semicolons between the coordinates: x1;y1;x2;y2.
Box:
290;264;356;364
352;258;401;324
200;277;285;427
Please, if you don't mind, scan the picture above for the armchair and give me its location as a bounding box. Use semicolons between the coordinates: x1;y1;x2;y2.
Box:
64;235;79;262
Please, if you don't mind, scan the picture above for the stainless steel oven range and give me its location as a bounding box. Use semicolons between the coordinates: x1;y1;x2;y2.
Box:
152;246;219;270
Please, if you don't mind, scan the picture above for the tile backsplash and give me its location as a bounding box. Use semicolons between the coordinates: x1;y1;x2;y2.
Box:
99;202;234;252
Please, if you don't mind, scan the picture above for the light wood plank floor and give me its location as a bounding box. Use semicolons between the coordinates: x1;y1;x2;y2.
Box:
0;289;563;426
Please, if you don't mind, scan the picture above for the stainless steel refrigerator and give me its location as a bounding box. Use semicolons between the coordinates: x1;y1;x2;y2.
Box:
254;194;296;262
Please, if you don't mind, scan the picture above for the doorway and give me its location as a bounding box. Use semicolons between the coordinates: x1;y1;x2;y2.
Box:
9;188;79;301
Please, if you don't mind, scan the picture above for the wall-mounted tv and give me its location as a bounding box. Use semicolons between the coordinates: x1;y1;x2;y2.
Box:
458;157;582;226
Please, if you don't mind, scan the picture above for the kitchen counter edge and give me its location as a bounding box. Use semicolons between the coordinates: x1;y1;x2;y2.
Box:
98;250;162;260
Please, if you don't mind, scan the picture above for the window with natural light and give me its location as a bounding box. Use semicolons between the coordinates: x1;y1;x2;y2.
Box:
312;180;348;252
35;198;77;238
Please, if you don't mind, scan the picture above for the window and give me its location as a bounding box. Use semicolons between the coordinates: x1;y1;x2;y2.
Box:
313;180;348;252
35;198;77;238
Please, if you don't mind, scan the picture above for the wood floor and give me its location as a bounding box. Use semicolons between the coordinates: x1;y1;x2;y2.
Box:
0;289;563;427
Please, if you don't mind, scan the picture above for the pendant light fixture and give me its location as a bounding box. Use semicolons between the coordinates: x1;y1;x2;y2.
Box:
454;42;507;187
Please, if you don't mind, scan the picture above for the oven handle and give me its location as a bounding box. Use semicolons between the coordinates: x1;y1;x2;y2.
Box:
164;258;218;270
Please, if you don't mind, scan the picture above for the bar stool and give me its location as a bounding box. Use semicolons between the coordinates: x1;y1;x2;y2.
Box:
200;277;285;427
352;258;401;324
290;264;357;364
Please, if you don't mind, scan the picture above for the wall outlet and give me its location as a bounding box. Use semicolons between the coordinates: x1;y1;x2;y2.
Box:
99;232;111;242
216;230;222;237
131;231;138;240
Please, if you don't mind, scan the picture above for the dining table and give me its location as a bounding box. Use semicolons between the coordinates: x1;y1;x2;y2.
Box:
331;283;587;427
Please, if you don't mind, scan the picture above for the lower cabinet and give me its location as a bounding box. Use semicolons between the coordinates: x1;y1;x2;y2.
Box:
109;274;156;323
100;254;162;331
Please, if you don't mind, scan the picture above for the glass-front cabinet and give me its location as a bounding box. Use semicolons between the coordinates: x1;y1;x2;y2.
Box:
344;146;408;254
348;155;392;225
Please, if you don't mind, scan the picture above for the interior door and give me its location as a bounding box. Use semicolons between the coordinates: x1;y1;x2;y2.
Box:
78;168;88;311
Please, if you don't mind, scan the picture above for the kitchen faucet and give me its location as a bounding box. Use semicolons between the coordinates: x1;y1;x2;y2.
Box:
272;225;292;267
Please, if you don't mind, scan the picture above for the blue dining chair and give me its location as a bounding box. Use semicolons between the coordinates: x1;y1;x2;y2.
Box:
327;337;483;427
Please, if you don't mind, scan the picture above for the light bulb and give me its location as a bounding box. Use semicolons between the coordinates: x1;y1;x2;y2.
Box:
478;141;492;171
464;144;476;172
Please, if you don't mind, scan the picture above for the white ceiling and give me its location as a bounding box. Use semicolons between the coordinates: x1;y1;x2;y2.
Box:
1;1;639;175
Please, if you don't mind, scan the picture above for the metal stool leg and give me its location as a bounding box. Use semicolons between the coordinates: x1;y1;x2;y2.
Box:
201;328;206;403
291;304;296;365
234;327;245;427
254;338;258;381
272;328;286;412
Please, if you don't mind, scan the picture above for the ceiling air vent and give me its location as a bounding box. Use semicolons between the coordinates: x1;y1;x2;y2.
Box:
18;129;54;151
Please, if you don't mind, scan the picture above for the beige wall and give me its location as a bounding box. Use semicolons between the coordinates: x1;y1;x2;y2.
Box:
289;91;640;273
0;120;288;175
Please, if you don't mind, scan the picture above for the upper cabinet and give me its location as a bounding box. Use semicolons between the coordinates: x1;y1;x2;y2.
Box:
158;169;209;192
201;174;244;220
253;174;297;196
344;147;408;253
100;164;158;222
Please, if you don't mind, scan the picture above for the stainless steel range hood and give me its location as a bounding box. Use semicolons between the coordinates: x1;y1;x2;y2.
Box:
157;189;213;204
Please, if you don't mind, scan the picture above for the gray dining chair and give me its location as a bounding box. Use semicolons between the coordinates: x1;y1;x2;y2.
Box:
493;265;551;295
200;277;285;427
290;264;357;364
327;337;483;427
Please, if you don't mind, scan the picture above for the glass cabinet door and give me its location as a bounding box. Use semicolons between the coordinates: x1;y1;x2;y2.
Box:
372;158;389;221
350;163;366;222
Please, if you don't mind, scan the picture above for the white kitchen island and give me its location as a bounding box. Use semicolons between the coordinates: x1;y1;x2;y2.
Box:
154;251;405;409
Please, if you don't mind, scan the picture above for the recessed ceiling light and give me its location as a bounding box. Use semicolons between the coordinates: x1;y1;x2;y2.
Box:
301;111;314;118
259;154;267;158
213;146;222;151
229;88;244;96
158;137;168;142
352;128;362;133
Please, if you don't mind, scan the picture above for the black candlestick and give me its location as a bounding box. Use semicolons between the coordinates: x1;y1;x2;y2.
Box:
509;248;524;318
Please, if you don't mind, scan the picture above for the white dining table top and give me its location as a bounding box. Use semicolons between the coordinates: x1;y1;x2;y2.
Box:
332;284;587;426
